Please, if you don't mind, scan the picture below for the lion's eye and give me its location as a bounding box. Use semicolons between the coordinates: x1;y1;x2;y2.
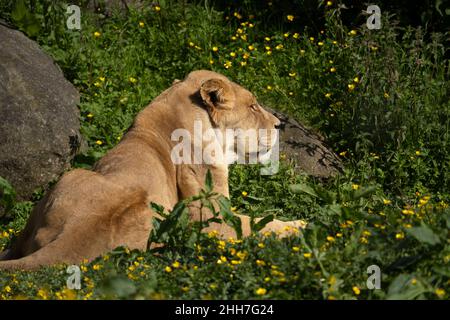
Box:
250;104;259;112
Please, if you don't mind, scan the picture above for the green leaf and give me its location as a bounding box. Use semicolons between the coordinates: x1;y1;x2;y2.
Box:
217;196;243;239
351;186;377;201
387;274;427;300
99;276;136;298
11;0;27;22
253;214;274;232
289;183;319;198
0;176;16;215
406;222;441;245
205;169;213;193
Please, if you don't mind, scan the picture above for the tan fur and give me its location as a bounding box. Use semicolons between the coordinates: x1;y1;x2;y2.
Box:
0;70;305;270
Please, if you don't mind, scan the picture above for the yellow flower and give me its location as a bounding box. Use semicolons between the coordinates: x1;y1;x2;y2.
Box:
4;286;11;293
293;33;300;39
266;85;273;90
242;191;248;197
231;260;241;265
258;243;265;248
353;76;359;83
172;261;181;268
287;15;294;22
209;59;214;65
415;150;421;156
208;230;218;238
402;209;414;215
435;288;445;298
240;61;247;67
37;289;48;300
93;31;101;38
255;288;267;295
352;286;361;295
303;253;312;258
325;93;332;98
384;92;390;98
275;44;284;50
395;232;405;239
229;52;236;58
139;21;144;27
284;32;290;38
224;61;232;69
327;1;333;6
209;283;217;289
326;236;335;242
339;151;347;157
248;45;255;51
348;83;355;91
153;5;161;12
309;37;314;41
99;76;105;82
165;266;172;273
349;30;357;36
383;199;391;205
95;140;103;146
318;41;324;46
92;264;102;271
289;72;297;77
336;232;343;237
243;53;250;59
330;67;336;72
129;77;137;84
212;46;219;52
256;259;266;266
352;184;360;190
292;246;300;252
181;286;189;292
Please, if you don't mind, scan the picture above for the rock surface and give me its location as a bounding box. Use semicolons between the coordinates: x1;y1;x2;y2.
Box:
0;25;82;204
269;108;343;178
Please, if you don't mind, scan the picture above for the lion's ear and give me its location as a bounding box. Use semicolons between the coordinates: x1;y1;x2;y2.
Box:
200;78;235;111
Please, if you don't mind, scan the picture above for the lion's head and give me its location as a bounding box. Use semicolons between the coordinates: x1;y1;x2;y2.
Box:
187;71;280;158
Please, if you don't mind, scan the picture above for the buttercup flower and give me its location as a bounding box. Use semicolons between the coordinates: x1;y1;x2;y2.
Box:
255;288;267;295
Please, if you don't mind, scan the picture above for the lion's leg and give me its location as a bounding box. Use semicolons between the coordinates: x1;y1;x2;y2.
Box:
177;164;305;239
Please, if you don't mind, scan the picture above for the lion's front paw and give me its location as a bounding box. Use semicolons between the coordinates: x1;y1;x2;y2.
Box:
260;219;307;238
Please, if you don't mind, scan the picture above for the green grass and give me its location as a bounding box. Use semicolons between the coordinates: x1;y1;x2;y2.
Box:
0;1;449;300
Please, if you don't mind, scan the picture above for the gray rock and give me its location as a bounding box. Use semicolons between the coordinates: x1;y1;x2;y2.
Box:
0;25;82;204
269;108;343;178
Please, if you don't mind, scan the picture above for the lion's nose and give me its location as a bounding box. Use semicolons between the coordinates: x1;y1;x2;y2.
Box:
272;115;281;127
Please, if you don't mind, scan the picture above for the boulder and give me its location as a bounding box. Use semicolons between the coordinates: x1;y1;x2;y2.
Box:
269;108;343;178
0;25;82;205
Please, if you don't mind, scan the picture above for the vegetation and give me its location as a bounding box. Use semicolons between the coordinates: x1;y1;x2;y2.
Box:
0;0;449;300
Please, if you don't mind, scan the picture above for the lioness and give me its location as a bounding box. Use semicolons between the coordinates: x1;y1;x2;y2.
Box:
0;70;304;270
